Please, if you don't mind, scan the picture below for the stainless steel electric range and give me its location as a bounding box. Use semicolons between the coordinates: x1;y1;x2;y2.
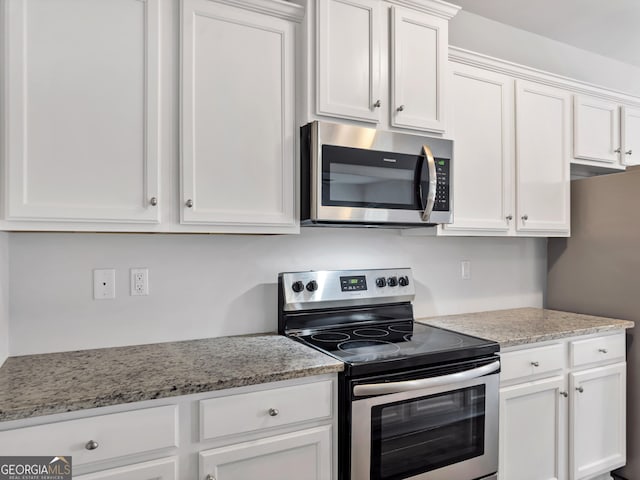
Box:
278;268;500;480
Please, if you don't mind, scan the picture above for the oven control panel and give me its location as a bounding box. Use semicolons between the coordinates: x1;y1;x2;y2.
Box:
280;268;415;311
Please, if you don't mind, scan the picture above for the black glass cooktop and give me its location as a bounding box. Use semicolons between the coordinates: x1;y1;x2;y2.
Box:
293;320;498;376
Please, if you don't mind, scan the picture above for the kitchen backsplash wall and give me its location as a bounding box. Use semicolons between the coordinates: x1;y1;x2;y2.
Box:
8;230;546;355
450;11;640;96
0;233;8;365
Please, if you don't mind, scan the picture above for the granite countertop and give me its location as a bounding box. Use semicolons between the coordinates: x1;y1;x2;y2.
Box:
0;335;343;423
418;307;634;348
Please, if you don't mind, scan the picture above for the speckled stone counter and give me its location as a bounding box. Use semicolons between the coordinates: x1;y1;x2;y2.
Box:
418;307;634;348
0;335;343;422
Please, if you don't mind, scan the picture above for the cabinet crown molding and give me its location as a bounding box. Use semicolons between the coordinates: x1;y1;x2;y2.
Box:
206;0;305;22
386;0;460;20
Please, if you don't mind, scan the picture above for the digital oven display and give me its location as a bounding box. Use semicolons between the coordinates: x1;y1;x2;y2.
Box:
340;276;367;292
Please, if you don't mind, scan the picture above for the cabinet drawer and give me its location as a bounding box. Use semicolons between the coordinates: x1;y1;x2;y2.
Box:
570;333;625;368
0;405;178;466
200;380;333;441
501;344;565;382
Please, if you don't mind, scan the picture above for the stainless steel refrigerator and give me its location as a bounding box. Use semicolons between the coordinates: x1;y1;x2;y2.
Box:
547;166;640;479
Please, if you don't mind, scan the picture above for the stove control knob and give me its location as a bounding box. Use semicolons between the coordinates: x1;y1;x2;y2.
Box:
306;280;318;292
387;276;398;287
291;281;304;293
399;276;410;287
376;277;387;288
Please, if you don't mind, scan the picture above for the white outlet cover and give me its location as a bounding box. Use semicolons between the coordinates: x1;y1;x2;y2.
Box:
130;268;149;296
461;260;471;280
94;269;116;300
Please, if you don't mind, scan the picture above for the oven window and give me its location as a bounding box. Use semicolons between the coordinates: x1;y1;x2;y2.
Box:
321;145;425;210
370;385;486;480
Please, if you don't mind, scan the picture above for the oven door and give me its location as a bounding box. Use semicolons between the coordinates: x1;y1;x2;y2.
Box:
350;360;499;480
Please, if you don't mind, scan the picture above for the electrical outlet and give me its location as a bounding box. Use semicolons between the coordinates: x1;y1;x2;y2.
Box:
461;260;471;280
93;269;116;300
130;268;149;296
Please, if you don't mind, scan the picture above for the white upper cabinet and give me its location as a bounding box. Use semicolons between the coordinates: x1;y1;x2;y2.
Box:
442;63;513;234
310;0;458;133
181;0;299;232
3;0;161;223
317;0;382;123
515;80;571;235
622;106;640;166
573;96;621;165
390;6;447;133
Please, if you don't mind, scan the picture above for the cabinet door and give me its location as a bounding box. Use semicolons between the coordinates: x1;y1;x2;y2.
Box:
4;0;160;223
75;458;177;480
570;363;626;480
181;0;296;231
442;64;513;234
622;106;640;166
499;376;567;480
390;6;447;133
515;81;570;235
317;0;381;122
573;96;621;165
200;426;332;480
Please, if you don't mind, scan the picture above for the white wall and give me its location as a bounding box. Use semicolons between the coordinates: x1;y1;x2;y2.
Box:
449;11;640;97
0;233;8;365
8;231;546;355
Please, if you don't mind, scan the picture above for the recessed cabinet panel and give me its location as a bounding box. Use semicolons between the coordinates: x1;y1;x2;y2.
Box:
317;0;381;123
570;363;626;479
4;0;160;223
499;376;566;480
622;106;640;167
574;96;620;164
390;7;446;133
181;0;296;229
443;65;512;233
515;81;570;234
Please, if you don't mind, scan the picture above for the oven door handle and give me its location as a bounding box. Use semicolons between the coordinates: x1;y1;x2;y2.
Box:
420;144;437;222
353;360;500;397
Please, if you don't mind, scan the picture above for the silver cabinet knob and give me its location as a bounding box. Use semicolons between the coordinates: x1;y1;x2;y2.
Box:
598;348;608;354
373;100;381;108
521;214;529;221
626;150;633;155
397;105;405;112
185;199;193;208
560;391;568;398
268;408;279;417
531;361;539;367
576;386;584;393
615;147;622;153
85;440;99;451
149;197;158;206
206;475;216;480
506;215;513;221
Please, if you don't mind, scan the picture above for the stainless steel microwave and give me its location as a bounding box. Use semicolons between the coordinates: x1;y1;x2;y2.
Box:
300;121;453;227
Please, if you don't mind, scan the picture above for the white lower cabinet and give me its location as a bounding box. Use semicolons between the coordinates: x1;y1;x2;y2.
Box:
500;376;567;480
75;457;177;480
200;426;332;480
499;333;626;480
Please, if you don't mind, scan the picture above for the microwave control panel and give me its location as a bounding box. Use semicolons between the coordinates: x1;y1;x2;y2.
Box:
434;158;450;212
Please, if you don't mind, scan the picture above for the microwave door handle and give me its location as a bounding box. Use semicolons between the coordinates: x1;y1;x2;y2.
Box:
421;144;437;222
353;360;500;397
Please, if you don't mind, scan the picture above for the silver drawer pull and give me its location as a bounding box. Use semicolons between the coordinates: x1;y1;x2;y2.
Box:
149;196;158;206
268;408;279;417
560;391;568;398
576;386;584;393
85;440;99;451
599;348;608;354
531;361;539;367
206;475;216;480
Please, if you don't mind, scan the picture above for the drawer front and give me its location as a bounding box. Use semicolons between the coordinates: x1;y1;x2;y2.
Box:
75;457;177;480
570;333;626;367
0;405;178;466
200;380;333;441
500;343;565;382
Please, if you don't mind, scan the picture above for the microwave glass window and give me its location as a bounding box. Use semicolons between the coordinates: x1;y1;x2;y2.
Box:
322;145;425;210
370;385;486;480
